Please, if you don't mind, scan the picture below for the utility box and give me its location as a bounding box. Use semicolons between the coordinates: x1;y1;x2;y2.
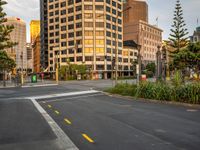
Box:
31;74;37;83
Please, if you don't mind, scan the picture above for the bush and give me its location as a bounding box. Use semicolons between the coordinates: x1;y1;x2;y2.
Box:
106;81;200;104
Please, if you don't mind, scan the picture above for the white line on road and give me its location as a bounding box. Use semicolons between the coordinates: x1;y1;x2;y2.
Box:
40;93;104;103
29;90;99;100
30;98;79;150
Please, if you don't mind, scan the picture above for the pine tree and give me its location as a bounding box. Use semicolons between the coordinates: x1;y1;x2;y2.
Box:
168;0;189;53
0;0;17;50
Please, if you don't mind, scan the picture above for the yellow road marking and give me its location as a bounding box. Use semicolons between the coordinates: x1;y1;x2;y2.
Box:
82;134;94;143
64;118;72;125
55;110;60;115
48;105;52;108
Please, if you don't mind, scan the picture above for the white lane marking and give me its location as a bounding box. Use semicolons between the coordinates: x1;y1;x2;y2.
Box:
30;98;79;150
187;109;198;112
41;93;104;103
29;90;99;100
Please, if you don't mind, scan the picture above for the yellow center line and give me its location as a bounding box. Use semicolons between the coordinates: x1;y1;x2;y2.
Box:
48;105;52;108
64;118;72;125
55;110;60;115
82;134;94;143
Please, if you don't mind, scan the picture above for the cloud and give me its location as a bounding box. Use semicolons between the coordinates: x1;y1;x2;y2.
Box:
3;0;40;42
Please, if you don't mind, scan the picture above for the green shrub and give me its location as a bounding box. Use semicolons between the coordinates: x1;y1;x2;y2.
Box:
106;81;200;104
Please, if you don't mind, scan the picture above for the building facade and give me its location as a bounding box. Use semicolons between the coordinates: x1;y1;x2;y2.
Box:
33;36;41;73
123;0;148;23
26;43;33;72
43;0;125;79
123;0;162;65
4;17;27;72
30;20;40;44
40;0;49;70
190;26;200;43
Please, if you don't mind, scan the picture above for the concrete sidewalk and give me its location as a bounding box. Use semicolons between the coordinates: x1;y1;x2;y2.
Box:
0;80;57;88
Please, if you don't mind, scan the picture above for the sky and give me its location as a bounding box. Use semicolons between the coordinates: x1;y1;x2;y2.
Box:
3;0;200;42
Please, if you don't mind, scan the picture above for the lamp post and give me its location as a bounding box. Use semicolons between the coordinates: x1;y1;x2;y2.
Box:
20;51;24;85
55;51;59;84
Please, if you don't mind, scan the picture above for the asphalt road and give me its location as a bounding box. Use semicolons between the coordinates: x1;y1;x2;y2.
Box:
0;80;200;150
39;92;200;150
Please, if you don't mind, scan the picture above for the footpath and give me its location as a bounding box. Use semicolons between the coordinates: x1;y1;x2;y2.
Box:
0;80;57;88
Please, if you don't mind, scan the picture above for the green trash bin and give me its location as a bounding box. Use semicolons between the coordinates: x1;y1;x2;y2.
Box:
31;74;37;83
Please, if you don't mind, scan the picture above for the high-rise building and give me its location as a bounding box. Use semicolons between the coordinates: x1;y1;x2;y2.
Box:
40;0;49;70
123;0;148;23
123;1;162;65
4;17;27;71
41;0;125;79
30;20;40;44
33;36;41;73
26;43;33;72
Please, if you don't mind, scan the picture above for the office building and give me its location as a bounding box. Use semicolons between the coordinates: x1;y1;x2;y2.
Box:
123;0;162;65
33;36;41;73
42;0;124;79
30;20;40;44
4;17;27;71
40;0;49;70
26;43;33;72
123;0;148;23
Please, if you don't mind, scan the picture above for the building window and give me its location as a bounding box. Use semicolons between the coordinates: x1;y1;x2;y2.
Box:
85;5;93;10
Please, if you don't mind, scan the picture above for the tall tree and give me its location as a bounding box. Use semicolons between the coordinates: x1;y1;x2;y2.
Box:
168;0;189;53
173;42;200;78
0;0;17;50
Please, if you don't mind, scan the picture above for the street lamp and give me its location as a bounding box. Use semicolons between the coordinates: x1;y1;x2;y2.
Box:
20;51;24;85
55;51;60;84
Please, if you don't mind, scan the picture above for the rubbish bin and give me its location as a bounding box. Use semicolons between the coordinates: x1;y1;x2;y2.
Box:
31;74;37;83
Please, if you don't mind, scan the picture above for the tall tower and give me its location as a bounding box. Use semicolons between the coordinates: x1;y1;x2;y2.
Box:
40;0;48;70
30;20;40;44
42;0;123;79
4;17;27;71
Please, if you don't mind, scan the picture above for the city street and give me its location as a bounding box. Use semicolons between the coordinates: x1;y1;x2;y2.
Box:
0;80;200;150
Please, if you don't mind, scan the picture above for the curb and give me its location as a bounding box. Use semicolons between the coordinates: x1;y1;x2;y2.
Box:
102;92;200;109
22;84;58;88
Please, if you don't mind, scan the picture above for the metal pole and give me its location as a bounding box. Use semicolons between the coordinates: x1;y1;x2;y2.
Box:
56;52;59;84
21;52;24;85
115;14;118;86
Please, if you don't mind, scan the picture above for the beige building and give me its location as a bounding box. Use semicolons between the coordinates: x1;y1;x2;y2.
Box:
124;20;162;64
4;17;27;71
45;0;125;79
